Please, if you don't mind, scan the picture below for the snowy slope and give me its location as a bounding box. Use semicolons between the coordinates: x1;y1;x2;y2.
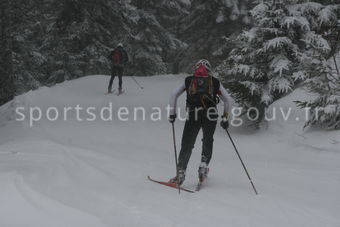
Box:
0;75;339;227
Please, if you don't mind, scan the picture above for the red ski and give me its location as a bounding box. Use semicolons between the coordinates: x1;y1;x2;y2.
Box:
147;176;195;193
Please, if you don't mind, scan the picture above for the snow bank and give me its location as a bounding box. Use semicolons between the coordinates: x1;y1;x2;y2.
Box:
0;75;339;227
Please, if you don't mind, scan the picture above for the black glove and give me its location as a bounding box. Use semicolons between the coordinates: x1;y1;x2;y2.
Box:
169;114;177;123
220;113;229;130
220;120;229;130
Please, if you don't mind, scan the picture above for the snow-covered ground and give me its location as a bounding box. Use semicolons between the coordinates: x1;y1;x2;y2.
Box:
0;75;339;227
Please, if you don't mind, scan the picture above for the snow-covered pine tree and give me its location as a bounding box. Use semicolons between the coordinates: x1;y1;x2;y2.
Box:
12;0;53;93
133;0;189;35
47;0;130;81
0;0;15;106
176;0;252;73
0;0;32;104
217;0;308;127
4;0;133;93
294;2;340;129
128;0;187;75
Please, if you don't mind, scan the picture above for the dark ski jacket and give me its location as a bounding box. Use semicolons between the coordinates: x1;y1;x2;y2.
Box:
108;47;129;66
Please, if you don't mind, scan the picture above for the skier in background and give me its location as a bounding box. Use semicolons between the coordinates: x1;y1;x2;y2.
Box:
107;43;129;94
168;59;230;185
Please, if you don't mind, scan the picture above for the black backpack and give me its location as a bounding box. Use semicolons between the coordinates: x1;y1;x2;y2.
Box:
188;76;213;96
186;76;220;109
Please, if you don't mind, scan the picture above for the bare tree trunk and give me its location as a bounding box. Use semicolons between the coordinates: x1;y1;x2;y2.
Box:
333;55;340;76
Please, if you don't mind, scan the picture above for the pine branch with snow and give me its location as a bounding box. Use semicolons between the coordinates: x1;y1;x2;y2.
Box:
217;0;304;127
217;0;340;130
295;2;340;130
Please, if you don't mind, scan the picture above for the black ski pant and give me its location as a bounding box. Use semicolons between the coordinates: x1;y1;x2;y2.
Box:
178;108;218;170
108;65;124;91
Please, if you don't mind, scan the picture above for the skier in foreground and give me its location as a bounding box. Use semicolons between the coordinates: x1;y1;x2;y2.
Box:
168;59;230;186
107;43;129;94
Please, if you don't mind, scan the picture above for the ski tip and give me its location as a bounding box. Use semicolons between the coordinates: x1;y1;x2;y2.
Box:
148;176;195;193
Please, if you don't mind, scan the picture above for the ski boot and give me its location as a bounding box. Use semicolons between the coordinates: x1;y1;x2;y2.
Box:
117;87;124;95
169;168;186;185
198;162;209;183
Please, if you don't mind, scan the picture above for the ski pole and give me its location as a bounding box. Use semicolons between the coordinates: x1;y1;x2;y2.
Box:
131;76;144;89
226;130;258;195
171;122;181;194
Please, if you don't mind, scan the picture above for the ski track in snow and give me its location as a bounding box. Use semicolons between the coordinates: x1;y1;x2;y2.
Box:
0;75;339;227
